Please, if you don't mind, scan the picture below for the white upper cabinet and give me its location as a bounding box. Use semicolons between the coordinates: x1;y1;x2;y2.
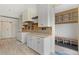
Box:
37;5;55;27
22;5;37;22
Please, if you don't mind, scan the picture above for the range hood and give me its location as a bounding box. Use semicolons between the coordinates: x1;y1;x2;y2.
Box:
24;21;34;24
23;16;38;24
32;16;38;19
32;16;38;23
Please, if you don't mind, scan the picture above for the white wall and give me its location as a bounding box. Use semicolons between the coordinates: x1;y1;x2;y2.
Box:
16;16;22;41
55;4;79;13
55;4;78;39
55;23;78;39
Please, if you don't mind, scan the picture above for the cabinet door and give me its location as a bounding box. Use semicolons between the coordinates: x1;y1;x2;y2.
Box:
37;5;51;27
34;39;38;50
68;12;78;22
22;9;34;22
37;4;55;27
55;16;59;24
29;7;37;18
68;13;72;21
27;37;32;47
37;38;44;54
63;14;69;23
58;15;63;23
27;8;32;20
32;38;37;50
26;37;30;46
22;11;27;22
22;6;37;22
1;21;12;38
72;12;78;22
29;38;33;48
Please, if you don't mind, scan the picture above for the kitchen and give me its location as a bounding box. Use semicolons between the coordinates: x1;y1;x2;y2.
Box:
21;4;55;55
0;4;78;55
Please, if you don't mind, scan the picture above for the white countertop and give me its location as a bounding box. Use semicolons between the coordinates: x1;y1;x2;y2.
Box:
22;32;52;38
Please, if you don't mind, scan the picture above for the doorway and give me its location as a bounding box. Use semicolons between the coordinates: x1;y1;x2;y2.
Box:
0;17;17;39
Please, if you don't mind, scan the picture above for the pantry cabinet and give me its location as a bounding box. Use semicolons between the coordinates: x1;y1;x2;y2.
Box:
37;5;54;27
22;6;37;22
55;8;78;24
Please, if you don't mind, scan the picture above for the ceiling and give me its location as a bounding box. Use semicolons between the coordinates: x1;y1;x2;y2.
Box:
0;4;37;18
0;4;59;18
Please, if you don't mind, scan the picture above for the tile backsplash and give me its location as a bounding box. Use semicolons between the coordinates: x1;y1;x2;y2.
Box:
37;27;52;34
22;23;52;34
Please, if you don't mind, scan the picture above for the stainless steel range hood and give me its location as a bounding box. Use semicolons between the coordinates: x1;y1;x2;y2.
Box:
32;16;38;23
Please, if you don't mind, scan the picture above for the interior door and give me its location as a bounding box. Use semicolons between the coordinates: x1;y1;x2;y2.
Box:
0;17;17;39
6;22;12;38
1;21;12;38
1;21;6;38
37;38;44;54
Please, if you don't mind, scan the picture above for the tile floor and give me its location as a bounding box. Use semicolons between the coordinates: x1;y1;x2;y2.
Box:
0;38;77;55
0;39;39;55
